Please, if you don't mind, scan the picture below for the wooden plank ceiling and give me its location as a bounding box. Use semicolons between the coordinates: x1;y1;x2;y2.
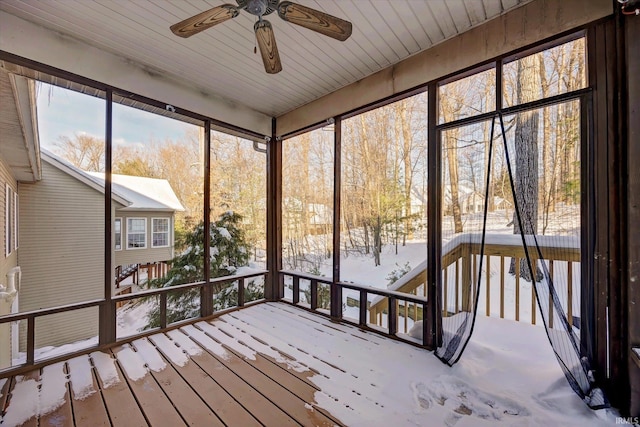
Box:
0;1;531;119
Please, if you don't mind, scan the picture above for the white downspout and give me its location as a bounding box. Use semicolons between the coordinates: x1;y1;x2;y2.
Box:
1;266;21;363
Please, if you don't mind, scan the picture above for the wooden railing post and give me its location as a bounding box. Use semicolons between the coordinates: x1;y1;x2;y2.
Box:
238;278;245;307
26;317;35;366
359;290;367;326
485;255;491;316
461;246;472;312
500;256;505;318
310;280;318;310
423;302;430;347
292;276;300;304
388;296;397;335
160;294;167;329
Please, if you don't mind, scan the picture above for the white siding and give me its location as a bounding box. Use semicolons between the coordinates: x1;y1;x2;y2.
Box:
18;161;104;349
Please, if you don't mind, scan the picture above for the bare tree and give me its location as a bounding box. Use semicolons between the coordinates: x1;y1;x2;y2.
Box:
54;133;105;171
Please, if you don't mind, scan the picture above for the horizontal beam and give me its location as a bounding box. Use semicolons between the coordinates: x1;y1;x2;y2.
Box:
276;0;612;136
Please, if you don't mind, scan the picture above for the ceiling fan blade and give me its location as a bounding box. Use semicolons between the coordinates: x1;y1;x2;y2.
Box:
170;4;239;38
255;20;282;74
277;1;352;41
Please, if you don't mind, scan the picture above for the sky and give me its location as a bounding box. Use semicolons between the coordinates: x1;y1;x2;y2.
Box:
35;82;195;150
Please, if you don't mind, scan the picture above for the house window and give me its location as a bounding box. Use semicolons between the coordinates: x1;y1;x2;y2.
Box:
152;218;170;248
127;218;147;249
5;184;18;257
115;218;122;250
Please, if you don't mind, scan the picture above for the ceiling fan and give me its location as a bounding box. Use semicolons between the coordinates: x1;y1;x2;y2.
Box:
170;0;352;74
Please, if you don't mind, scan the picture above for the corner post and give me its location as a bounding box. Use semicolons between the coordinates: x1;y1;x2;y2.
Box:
427;83;441;349
331;116;343;319
201;121;213;317
266;118;282;300
100;88;115;346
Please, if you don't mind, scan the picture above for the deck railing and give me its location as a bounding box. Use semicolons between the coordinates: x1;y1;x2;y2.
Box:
280;270;433;348
369;234;580;328
0;271;266;375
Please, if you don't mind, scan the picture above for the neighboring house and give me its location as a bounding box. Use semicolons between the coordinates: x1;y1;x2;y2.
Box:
86;171;185;275
0;68;185;360
17;152;184;351
444;185;512;215
459;190;512;214
0;69;41;368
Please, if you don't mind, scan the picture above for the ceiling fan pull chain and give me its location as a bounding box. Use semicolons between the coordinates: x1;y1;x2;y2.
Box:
254;17;258;54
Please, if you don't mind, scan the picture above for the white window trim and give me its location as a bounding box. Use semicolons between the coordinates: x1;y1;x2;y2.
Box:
114;217;122;251
14;191;18;251
151;217;170;248
5;184;17;257
126;217;147;250
5;184;9;257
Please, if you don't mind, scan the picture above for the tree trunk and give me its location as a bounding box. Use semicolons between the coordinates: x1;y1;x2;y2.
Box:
400;100;414;240
445;129;464;233
373;216;382;266
509;55;541;282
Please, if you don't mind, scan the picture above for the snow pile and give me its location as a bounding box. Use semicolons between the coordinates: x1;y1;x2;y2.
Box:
1;376;40;426
38;363;68;415
149;334;189;366
1;363;68;426
67;355;96;400
90;351;120;388
115;346;148;381
132;338;167;372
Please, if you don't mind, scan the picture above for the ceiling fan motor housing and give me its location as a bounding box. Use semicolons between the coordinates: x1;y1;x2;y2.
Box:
237;0;279;16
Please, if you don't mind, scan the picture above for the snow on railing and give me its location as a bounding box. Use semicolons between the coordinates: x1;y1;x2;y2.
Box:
368;233;580;328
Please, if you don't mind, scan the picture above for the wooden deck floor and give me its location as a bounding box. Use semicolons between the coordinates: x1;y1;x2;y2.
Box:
0;304;352;427
1;302;429;427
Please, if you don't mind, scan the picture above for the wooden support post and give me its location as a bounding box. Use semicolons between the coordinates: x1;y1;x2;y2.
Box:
426;84;441;348
266;118;283;301
201;121;213;318
331;116;342;320
100;88;115;346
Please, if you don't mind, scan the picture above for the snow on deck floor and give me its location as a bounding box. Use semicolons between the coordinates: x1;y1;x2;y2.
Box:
1;302;614;426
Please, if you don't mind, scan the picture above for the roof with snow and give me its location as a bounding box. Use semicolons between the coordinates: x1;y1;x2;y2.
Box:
41;150;184;212
88;172;185;212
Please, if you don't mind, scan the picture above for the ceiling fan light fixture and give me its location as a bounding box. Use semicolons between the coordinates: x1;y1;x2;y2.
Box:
237;0;278;16
245;0;266;16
